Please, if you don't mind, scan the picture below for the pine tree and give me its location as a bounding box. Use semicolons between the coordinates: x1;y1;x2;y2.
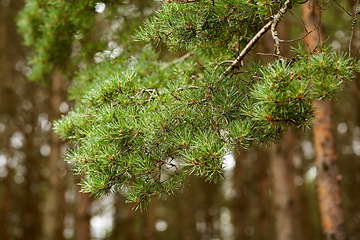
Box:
18;0;360;211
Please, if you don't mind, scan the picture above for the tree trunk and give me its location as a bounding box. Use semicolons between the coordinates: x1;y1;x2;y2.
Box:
179;189;196;240
74;190;92;240
270;131;301;240
21;85;43;240
42;71;64;240
233;147;275;240
144;197;157;240
254;149;274;240
202;180;221;239
173;175;201;240
232;147;248;239
312;101;347;240
126;203;136;240
0;3;9;239
302;2;347;239
0;0;8;98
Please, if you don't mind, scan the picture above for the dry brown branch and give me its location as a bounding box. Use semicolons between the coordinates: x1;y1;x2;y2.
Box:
333;0;352;17
164;0;200;3
349;0;360;55
214;60;235;71
256;52;283;58
224;0;291;75
279;24;320;43
271;5;284;58
170;52;191;65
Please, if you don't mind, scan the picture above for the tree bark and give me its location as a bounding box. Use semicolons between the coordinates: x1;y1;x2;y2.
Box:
148;197;158;240
0;0;8;99
174;175;201;240
74;190;92;240
232;147;248;239
125;203;136;240
142;197;157;240
302;2;347;239
233;147;275;240
313;101;346;240
42;71;64;240
21;86;43;240
202;180;220;239
0;3;9;239
270;131;301;240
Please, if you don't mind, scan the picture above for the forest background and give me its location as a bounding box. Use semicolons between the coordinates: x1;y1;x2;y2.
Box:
1;0;360;240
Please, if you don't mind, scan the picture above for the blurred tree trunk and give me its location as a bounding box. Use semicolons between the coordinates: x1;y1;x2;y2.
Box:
0;2;9;239
0;2;19;239
42;71;64;240
270;131;301;240
258;169;272;239
142;197;157;240
111;198;138;240
351;2;360;235
0;0;8;104
1;2;44;239
302;1;347;239
232;147;247;239
126;202;136;240
202;181;220;239
21;84;43;240
233;147;274;240
74;190;93;240
179;189;197;240
111;195;126;240
21;152;42;240
148;198;157;240
172;175;201;240
254;149;273;240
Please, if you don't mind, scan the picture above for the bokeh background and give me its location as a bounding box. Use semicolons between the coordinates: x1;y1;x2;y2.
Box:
1;0;360;239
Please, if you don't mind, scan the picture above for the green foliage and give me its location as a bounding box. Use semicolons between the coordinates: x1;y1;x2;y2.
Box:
54;44;358;209
135;0;301;58
17;0;154;82
18;0;360;209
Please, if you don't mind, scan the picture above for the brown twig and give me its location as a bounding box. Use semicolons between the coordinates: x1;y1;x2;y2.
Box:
271;5;284;59
349;0;360;55
224;0;291;75
256;52;283;58
333;0;352;17
223;20;272;74
171;52;191;65
214;60;235;71
317;0;334;11
164;0;200;3
278;24;320;43
354;46;360;59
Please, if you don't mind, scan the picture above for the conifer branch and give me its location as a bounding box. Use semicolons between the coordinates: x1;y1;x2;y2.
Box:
26;0;360;209
349;0;360;55
224;0;292;75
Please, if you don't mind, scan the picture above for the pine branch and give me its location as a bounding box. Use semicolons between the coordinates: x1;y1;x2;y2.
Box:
224;0;292;75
